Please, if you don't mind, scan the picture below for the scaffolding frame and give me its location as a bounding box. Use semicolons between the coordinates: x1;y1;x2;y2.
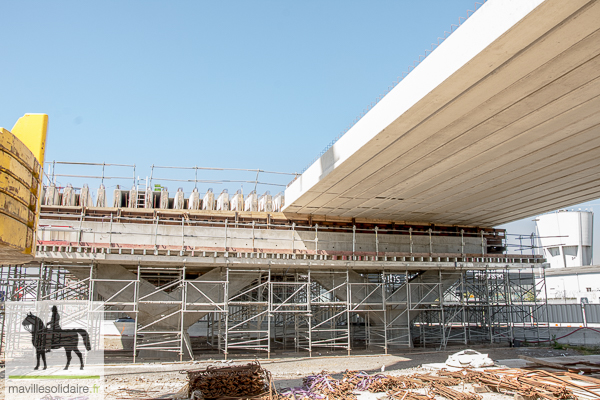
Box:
1;263;550;361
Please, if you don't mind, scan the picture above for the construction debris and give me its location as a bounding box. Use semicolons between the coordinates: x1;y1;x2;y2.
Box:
413;374;462;386
176;361;600;400
271;367;600;400
185;361;272;399
440;369;583;400
386;390;433;400
430;381;482;400
273;370;475;400
519;355;600;374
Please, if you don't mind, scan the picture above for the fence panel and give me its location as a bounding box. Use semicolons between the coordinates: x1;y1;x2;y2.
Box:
536;304;584;324
584;304;600;324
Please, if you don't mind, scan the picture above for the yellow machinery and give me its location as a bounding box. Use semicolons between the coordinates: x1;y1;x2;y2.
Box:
0;114;47;264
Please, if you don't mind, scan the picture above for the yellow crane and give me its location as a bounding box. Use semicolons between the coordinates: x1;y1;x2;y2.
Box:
0;114;48;264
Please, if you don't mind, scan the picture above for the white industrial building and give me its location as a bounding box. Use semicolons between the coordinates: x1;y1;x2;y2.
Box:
543;266;600;304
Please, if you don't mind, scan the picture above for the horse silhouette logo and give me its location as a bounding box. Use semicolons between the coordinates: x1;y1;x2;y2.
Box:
21;305;91;370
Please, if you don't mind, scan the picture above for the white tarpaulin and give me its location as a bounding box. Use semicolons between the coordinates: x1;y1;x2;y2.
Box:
446;349;494;368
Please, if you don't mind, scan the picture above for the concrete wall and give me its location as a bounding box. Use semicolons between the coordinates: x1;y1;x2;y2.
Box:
39;218;486;255
548;327;600;347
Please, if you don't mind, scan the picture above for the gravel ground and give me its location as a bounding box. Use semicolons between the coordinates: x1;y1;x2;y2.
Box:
0;345;590;400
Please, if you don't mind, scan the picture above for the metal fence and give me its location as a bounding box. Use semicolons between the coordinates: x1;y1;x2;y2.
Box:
532;303;600;325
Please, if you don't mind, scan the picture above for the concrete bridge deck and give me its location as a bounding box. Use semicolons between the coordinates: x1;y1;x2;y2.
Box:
34;205;542;270
284;0;600;226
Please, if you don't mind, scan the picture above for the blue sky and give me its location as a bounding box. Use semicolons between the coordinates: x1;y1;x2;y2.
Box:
1;1;480;173
2;1;598;262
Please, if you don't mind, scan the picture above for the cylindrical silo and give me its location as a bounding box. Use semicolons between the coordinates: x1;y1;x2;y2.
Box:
535;210;593;268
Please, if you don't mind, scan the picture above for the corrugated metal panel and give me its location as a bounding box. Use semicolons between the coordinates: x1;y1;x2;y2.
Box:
584;304;600;324
535;304;584;324
512;307;534;324
553;304;583;324
534;304;547;322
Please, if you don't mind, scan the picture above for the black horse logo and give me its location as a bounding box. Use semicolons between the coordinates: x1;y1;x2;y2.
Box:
22;307;91;370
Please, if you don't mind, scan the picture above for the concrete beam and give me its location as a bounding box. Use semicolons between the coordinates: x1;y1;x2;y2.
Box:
36;251;541;271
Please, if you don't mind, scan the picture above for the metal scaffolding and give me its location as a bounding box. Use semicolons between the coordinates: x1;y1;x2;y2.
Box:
0;264;94;360
1;263;550;362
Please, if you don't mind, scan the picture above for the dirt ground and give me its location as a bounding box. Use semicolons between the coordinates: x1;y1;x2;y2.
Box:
0;345;591;399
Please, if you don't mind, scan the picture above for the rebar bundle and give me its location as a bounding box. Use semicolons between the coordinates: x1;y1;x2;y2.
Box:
272;368;595;400
430;381;482;400
186;362;272;400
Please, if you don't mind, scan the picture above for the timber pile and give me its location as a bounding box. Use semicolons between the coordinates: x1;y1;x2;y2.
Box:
186;362;272;399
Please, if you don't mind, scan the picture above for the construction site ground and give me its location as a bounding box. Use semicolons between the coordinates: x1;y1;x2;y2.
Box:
2;345;599;399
